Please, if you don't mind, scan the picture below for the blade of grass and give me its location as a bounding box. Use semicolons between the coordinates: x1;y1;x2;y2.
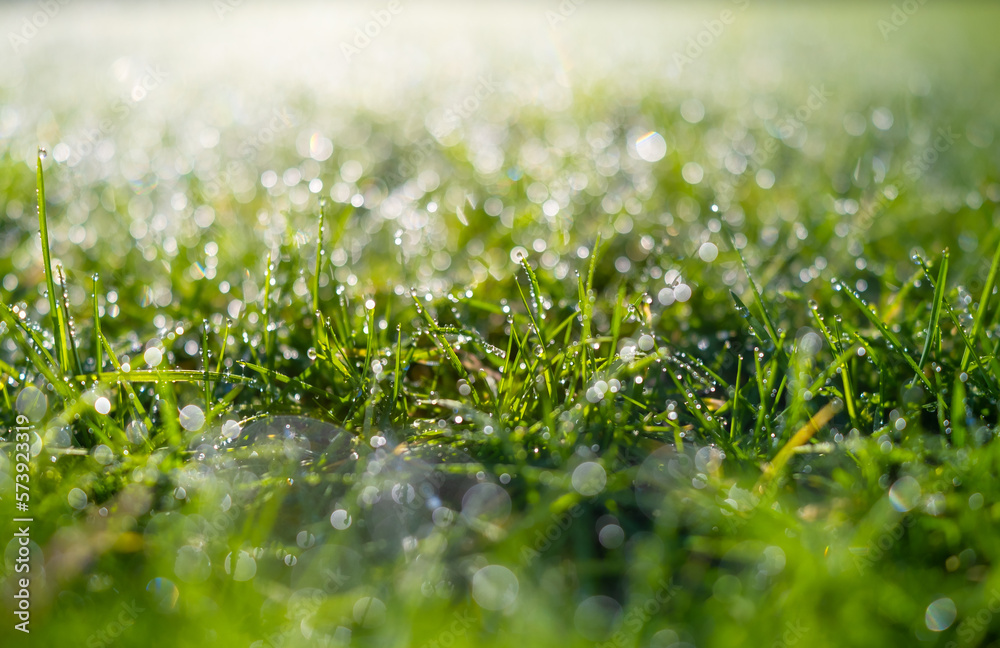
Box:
36;147;70;375
410;292;482;406
312;201;326;317
577;235;601;382
261;249;275;401
97;332;153;438
961;241;1000;372
916;250;948;370
392;325;404;414
732;239;783;356
729;353;743;445
951;373;967;447
215;318;231;376
757;400;841;492
92;274;102;377
0;300;74;401
809;302;858;426
837;279;931;390
202;319;212;404
56;266;83;376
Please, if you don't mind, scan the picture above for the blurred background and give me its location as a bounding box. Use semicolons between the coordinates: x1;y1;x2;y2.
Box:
1;1;996;298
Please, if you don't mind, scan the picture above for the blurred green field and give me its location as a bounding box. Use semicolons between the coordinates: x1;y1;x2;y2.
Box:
1;2;1000;647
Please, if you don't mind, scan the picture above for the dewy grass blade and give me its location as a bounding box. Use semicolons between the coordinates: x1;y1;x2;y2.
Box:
961;241;1000;372
578;235;602;381
37;148;70;374
732;237;783;355
917;250;948;370
0;300;74;400
731;291;771;349
410;291;481;406
836;279;932;390
215;318;231;376
729;352;743;444
312;200;326;318
809;301;858;426
97;331;154;438
392;324;403;413
752;348;768;444
262;249;275;399
202;319;212;404
57;265;83;376
514;278;552;401
951;373;967;448
92;273;103;377
603;285;626;371
518;254;547;337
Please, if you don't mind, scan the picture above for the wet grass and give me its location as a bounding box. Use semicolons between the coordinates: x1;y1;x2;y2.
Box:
2;3;1000;647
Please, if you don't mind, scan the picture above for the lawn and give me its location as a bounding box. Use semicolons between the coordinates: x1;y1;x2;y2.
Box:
1;2;1000;647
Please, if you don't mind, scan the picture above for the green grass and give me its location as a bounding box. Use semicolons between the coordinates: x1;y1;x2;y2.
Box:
2;3;1000;647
